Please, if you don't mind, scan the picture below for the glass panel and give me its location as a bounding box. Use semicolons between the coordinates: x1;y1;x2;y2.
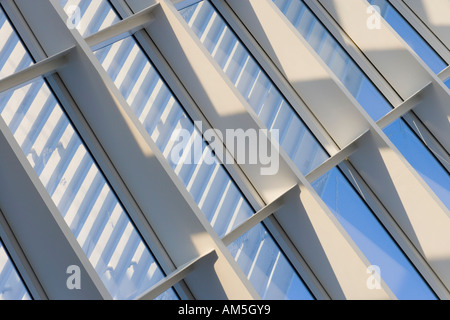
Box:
180;0;329;176
95;36;254;238
312;167;436;300
0;240;31;300
0;7;33;79
0;76;177;300
94;34;313;300
272;0;391;121
58;0;120;37
0;8;175;299
228;223;313;300
273;0;450;216
384;119;450;210
444;77;450;89
368;0;447;74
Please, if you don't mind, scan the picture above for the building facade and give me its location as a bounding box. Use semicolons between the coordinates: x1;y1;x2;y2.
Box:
0;0;448;300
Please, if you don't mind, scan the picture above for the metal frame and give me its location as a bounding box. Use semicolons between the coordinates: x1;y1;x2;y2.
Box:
301;0;450;171
207;0;450;298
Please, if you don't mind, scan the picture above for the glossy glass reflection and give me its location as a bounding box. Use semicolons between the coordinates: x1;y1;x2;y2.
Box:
272;0;392;121
58;0;120;37
0;241;31;300
273;0;450;214
228;223;314;300
384;119;450;210
95;34;313;299
0;7;175;298
0;77;176;300
180;0;329;176
95;36;254;238
0;7;33;79
445;78;450;89
368;0;447;74
312;167;436;300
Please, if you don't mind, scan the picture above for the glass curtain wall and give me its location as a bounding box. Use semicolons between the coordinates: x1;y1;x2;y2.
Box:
0;240;31;300
272;0;449;211
0;4;176;300
180;0;438;299
367;0;447;74
58;0;316;300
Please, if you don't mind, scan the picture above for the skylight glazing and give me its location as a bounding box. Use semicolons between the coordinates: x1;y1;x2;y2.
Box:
180;0;329;177
94;32;314;300
0;240;31;300
367;0;447;74
0;6;176;300
59;0;120;37
312;167;437;300
272;0;450;210
179;0;441;299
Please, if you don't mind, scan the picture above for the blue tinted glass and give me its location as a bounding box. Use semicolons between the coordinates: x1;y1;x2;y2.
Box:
272;0;392;121
0;241;31;300
58;0;120;37
273;0;450;214
95;36;254;238
180;0;329;176
445;78;450;89
0;10;33;79
368;0;447;74
0;8;175;300
228;223;314;300
0;77;177;301
95;34;313;300
384;119;450;210
313;167;436;300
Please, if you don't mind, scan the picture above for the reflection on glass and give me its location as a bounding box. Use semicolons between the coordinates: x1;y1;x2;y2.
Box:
0;241;31;300
0;7;33;79
94;34;313;299
312;167;436;300
445;78;450;89
273;0;450;214
95;36;254;238
0;7;175;299
0;76;176;300
384;119;450;210
180;0;329;176
58;0;120;37
367;0;447;74
272;0;391;121
228;223;314;300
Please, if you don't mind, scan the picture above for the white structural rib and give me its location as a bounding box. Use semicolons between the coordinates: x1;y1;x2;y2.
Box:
0;46;74;94
438;66;450;83
85;4;158;50
137;249;216;300
221;184;299;246
305;131;370;184
376;83;431;129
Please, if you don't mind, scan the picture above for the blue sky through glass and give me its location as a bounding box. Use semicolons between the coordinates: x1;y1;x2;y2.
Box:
0;4;177;300
312;167;437;300
94;32;314;300
0;240;31;300
368;0;447;74
270;0;445;298
180;0;443;300
445;78;450;89
272;0;450;209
